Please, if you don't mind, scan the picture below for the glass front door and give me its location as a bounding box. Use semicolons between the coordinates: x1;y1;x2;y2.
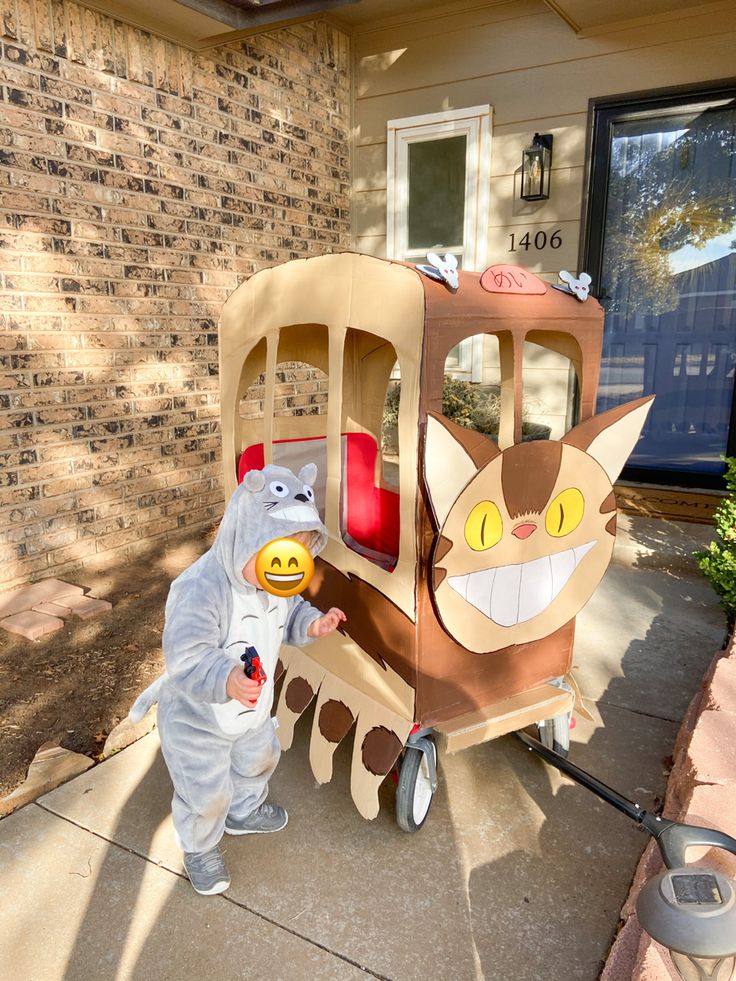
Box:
586;88;736;487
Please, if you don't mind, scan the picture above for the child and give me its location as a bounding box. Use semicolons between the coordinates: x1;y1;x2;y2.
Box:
129;463;345;895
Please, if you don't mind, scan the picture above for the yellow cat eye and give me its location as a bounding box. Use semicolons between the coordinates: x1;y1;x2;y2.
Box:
545;488;585;538
464;501;503;551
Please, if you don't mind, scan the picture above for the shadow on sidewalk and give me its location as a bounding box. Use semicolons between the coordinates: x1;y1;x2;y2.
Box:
57;570;724;980
468;585;725;981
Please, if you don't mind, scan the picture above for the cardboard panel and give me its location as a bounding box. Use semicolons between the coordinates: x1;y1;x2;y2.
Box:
276;645;327;751
217;254;650;820
350;707;413;820
276;643;412;820
436;684;573;754
219;253;425;622
421;407;650;656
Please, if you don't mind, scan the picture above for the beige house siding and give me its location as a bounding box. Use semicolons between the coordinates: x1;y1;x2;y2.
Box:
352;0;736;437
0;0;350;591
354;0;736;270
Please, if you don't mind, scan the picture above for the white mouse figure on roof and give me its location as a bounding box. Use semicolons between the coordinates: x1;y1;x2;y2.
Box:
554;270;592;302
416;251;459;290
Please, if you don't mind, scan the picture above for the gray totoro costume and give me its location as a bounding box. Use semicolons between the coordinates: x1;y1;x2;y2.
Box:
129;463;328;855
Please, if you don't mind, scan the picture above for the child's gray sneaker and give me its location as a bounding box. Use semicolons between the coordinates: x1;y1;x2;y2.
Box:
225;802;288;835
183;845;230;895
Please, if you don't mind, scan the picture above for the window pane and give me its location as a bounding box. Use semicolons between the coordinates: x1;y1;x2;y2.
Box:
273;361;328;419
408;135;466;249
341;329;400;571
522;340;575;440
270;358;329;520
236;328;331;518
442;334;501;441
597;100;736;476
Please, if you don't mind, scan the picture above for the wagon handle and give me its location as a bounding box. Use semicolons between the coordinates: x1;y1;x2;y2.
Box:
515;730;736;869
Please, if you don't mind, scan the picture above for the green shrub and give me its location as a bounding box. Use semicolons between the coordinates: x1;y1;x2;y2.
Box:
381;375;550;450
441;375;485;428
695;457;736;630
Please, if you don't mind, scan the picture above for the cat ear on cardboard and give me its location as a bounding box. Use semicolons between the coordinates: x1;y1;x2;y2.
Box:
423;412;500;528
562;395;654;483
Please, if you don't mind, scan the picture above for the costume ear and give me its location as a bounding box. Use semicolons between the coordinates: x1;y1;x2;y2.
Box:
562;396;654;483
243;470;266;492
299;463;317;487
423;413;480;528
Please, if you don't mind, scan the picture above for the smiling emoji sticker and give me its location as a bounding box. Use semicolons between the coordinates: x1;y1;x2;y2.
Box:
255;537;314;596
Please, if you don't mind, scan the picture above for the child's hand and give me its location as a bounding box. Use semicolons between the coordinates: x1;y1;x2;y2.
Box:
226;665;263;706
307;607;347;638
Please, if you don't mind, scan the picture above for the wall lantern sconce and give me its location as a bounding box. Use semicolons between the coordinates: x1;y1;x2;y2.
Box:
520;133;553;201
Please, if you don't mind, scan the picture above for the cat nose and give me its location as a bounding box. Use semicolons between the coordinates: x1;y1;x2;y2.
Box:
512;522;537;540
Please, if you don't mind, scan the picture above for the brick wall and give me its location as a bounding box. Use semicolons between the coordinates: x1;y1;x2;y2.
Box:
0;0;351;590
240;362;329;420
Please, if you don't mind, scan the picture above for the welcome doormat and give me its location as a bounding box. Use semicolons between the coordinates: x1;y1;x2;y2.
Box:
615;484;724;525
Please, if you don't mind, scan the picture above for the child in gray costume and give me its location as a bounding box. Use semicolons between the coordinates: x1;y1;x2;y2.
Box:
129;462;345;895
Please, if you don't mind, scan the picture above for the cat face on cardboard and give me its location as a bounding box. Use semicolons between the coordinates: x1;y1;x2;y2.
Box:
433;442;615;651
423;398;653;654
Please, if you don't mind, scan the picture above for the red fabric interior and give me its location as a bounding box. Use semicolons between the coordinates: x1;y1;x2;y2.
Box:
237;442;265;478
237;434;400;562
342;432;400;561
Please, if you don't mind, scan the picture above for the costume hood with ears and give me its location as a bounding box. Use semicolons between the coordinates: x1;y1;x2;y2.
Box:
214;463;328;595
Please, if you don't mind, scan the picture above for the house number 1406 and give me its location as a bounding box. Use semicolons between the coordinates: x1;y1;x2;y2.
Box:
508;229;562;251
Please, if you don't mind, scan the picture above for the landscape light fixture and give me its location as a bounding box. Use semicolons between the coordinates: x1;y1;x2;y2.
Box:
520;133;553;201
637;868;736;981
516;730;736;981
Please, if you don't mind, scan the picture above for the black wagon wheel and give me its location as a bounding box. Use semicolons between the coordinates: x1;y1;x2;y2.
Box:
396;736;437;833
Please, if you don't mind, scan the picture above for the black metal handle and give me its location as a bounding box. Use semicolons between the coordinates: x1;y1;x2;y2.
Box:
514;730;644;822
514;730;736;869
646;817;736;871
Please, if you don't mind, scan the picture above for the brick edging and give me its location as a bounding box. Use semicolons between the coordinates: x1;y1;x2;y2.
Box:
601;631;736;980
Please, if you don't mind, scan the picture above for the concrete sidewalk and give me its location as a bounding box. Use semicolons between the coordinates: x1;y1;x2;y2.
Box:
0;519;727;981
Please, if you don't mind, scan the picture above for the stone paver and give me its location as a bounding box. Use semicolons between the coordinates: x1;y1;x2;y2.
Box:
0;543;728;980
600;914;646;981
0;579;84;619
0;609;64;641
32;601;73;617
706;656;736;714
65;595;113;619
101;706;157;758
0;580;110;639
0;743;94;817
602;637;736;979
686;783;736;878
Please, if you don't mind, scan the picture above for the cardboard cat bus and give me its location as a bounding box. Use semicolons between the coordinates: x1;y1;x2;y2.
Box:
219;252;653;828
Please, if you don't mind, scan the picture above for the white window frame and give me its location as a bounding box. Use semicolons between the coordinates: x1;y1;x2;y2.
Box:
386;105;492;273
